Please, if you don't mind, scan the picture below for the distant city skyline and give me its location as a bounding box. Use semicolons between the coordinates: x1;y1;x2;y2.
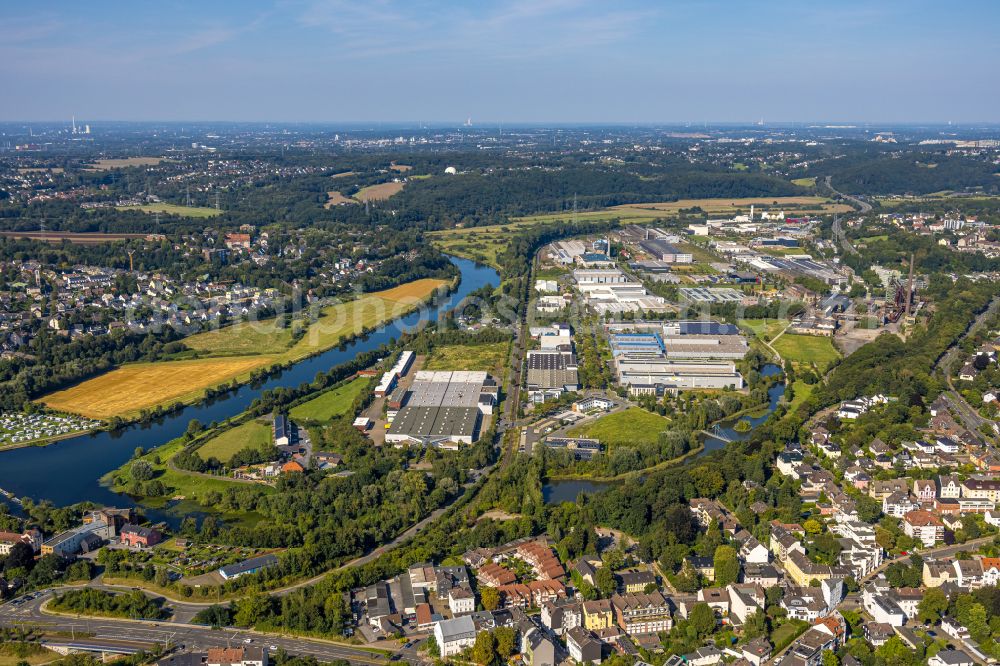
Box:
2;0;998;124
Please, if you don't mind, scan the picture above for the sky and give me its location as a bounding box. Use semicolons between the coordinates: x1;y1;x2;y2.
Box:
2;0;999;124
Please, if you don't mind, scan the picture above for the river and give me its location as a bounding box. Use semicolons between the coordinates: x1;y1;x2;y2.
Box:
0;258;499;524
542;363;785;504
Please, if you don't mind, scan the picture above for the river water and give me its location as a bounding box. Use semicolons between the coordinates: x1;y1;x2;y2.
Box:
0;258;499;523
542;363;785;504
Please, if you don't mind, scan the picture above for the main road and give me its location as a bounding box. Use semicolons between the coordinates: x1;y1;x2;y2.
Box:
0;590;409;666
824;175;868;257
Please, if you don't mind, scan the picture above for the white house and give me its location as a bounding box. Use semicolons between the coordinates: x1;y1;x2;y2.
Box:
448;587;475;616
434;616;477;657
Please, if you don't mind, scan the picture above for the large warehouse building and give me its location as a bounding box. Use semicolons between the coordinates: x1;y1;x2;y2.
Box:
525;350;580;402
385;371;497;448
604;319;747;395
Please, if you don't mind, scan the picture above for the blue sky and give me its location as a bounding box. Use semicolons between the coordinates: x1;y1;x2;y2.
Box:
2;0;998;123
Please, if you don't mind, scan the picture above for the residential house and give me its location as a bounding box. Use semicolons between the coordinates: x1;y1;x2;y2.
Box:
582;599;614;630
903;510;944;547
566;627;603;665
928;650;975;666
618;570;656;594
914;479;936;502
611;591;673;635
434;616;477;657
939;475;962;499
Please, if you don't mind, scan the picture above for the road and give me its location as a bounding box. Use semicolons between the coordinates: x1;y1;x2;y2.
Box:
935;295;1000;437
0;590;403;666
824;176;867;257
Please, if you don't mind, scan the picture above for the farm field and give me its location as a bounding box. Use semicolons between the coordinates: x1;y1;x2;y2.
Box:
324;190;357;207
771;333;841;370
290;377;369;422
330;171;356;179
390;163;412;172
120;203;220;218
184;320;295;356
40;356;273;420
0;231;147;244
566;407;669;449
424;343;510;374
791;177;817;187
185;278;447;361
41;278;447;419
285;278;448;360
86;157;164;170
354;181;404;201
197;419;272;463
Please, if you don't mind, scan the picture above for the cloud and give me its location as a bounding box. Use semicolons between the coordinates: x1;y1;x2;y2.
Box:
293;0;655;59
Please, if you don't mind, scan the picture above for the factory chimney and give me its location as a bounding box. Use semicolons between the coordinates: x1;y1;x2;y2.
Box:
904;252;915;317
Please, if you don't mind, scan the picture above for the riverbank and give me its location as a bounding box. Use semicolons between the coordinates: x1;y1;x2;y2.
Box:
0;257;498;521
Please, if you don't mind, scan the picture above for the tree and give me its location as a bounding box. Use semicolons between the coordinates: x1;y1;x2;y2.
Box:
822;650;839;666
470;631;498;666
743;609;769;640
689;602;716;637
3;542;35;573
917;587;948;624
595;566;617;598
713;545;740;587
480;586;500;611
494;627;516;660
803;519;822;535
130;461;154;482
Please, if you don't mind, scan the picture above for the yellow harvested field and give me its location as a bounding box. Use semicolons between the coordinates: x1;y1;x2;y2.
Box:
40;278;447;419
378;278;449;302
330;171;356;179
324;191;357;208
41;357;273;420
390;163;413;172
355;181;404;201
85;157;164;170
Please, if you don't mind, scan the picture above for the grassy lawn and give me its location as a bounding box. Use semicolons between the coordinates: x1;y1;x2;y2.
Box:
791;177;817;187
0;645;60;666
104;437;274;503
740;318;789;342
290;377;369;422
786;380;815;412
197;419;272;463
120;203;220;218
771;619;811;652
41;278;447;420
772;334;841;370
566;407;669;449
424;343;510;374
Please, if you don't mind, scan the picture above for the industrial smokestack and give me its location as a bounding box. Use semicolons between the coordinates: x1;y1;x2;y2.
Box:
905;252;915;317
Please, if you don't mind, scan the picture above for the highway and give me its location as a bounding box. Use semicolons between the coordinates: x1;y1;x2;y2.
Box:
824;176;867;257
0;590;409;666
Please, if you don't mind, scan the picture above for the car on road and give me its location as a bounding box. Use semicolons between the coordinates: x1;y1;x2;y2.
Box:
270;646;278;651
243;638;253;644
